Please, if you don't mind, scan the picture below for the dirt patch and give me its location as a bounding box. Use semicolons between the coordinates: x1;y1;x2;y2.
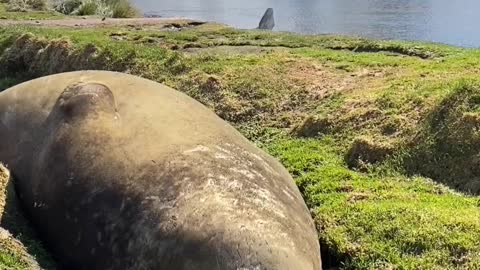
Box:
327;43;438;59
162;21;206;31
286;61;381;99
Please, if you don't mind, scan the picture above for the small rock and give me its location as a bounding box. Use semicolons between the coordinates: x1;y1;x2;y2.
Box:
188;21;205;26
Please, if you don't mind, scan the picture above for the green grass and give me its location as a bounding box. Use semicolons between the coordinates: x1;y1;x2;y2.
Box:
0;2;65;20
266;137;480;269
2;22;480;269
0;250;30;270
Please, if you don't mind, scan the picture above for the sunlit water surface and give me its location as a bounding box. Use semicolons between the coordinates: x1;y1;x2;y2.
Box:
134;0;480;47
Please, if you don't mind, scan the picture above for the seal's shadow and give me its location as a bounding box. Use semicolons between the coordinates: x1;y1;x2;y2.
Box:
0;170;57;269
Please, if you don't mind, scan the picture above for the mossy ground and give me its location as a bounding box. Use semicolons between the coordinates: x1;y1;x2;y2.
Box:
1;15;480;269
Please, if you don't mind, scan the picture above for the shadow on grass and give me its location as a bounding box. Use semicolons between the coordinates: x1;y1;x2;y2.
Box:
401;81;480;194
320;241;342;270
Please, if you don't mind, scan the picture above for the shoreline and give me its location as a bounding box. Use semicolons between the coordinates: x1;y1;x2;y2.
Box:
0;16;207;28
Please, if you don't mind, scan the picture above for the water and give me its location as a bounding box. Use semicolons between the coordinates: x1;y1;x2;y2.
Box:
134;0;480;48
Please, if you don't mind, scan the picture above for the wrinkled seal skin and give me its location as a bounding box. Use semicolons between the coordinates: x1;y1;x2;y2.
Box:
0;71;321;270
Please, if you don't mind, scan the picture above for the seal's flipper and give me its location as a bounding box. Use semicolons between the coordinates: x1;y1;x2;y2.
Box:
258;8;275;30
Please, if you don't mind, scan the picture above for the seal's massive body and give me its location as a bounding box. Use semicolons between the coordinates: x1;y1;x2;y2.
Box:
0;71;321;269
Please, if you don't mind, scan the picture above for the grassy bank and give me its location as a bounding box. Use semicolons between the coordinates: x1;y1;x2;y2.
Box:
0;2;65;20
1;16;480;269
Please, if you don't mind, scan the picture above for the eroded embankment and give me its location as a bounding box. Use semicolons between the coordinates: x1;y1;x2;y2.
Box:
0;33;135;77
402;82;480;193
292;80;480;194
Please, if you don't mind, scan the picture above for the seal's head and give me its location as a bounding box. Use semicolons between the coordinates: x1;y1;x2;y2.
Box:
56;83;117;120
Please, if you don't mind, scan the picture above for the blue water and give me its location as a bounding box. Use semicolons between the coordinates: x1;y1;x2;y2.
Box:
134;0;480;47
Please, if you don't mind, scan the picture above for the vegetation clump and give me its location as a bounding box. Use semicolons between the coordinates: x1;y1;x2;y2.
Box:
3;0;48;12
54;0;138;18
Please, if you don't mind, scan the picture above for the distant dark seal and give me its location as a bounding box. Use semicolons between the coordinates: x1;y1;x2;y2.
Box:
0;71;321;270
258;8;275;30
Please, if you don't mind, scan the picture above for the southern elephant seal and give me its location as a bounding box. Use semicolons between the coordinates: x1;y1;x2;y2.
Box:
258;8;275;30
0;71;321;269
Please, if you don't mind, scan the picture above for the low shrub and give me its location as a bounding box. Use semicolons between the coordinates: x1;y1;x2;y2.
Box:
71;0;98;16
54;0;137;18
54;0;81;15
108;0;137;18
7;0;48;11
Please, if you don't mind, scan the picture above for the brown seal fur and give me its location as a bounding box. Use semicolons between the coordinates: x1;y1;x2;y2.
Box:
0;71;321;270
